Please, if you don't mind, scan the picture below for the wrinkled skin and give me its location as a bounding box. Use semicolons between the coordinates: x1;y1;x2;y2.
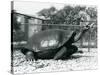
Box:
21;23;94;61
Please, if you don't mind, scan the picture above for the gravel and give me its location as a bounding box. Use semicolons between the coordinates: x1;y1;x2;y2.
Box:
12;48;98;74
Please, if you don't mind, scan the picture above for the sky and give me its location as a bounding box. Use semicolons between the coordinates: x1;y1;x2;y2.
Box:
13;1;66;16
13;1;96;17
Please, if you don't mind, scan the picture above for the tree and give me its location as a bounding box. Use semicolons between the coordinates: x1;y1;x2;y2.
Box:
86;7;97;19
37;5;97;25
37;6;57;19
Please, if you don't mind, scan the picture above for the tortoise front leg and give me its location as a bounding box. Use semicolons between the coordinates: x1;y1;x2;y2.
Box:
53;47;67;60
65;45;78;57
53;45;78;60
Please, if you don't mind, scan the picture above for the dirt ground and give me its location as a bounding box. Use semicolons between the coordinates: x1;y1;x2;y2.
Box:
12;48;98;74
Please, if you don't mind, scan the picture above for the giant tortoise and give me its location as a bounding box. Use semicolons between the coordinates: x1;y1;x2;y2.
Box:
21;23;94;61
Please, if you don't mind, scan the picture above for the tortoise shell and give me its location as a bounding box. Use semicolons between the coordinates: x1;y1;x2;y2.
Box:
24;29;75;52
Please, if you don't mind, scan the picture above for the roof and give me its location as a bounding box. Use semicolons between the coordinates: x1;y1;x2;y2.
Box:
13;12;50;21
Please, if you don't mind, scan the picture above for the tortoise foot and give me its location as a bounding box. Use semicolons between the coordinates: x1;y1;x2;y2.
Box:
25;51;35;61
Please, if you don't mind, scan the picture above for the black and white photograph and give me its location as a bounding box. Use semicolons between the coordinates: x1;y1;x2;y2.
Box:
11;1;97;74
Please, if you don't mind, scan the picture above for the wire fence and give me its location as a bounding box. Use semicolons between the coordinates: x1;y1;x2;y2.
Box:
12;23;97;52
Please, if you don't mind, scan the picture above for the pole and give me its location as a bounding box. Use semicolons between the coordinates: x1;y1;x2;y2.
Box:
88;30;91;52
24;16;29;41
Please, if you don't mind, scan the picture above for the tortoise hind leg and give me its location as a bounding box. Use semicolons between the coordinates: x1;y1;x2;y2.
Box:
21;48;36;61
25;51;35;61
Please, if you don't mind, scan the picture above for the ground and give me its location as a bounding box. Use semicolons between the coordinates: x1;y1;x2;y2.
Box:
12;48;98;74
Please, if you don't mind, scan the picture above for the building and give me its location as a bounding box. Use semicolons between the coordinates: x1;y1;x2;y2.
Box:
13;12;49;41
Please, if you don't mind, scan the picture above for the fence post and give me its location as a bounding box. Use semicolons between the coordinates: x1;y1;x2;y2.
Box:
88;30;91;52
24;16;29;41
80;26;83;48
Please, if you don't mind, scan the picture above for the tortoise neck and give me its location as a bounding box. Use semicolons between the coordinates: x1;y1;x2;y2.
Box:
74;28;88;42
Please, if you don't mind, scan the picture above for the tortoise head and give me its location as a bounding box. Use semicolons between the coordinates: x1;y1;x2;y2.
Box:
83;22;95;31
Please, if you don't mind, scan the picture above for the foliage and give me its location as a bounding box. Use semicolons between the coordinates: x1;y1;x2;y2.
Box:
86;7;97;19
38;7;57;19
37;5;97;25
